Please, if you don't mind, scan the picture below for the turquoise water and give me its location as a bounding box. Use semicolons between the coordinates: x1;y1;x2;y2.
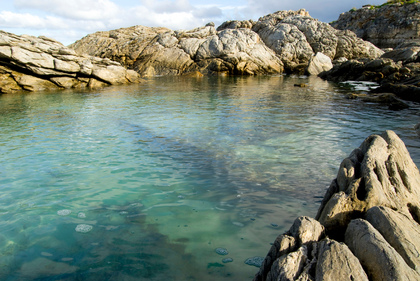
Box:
0;75;419;280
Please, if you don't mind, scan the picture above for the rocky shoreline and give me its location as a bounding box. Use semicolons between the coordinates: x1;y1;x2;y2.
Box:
70;9;382;76
1;2;420;105
0;30;141;93
254;130;420;281
0;2;419;280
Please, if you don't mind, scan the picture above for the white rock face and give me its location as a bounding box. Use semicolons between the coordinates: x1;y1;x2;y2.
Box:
0;30;141;94
70;9;383;76
307;52;333;75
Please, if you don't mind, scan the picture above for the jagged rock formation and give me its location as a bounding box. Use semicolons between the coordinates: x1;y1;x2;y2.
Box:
320;43;420;103
0;30;141;94
70;9;383;76
254;130;420;281
251;10;383;73
71;24;284;76
331;2;420;49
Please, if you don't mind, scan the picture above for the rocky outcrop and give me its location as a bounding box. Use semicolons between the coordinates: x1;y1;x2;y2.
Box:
71;24;284;76
307;52;333;75
251;10;383;73
70;9;383;76
331;2;420;49
320;43;420;103
0;30;141;94
254;130;420;281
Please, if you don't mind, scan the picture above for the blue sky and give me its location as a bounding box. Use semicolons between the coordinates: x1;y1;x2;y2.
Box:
0;0;385;45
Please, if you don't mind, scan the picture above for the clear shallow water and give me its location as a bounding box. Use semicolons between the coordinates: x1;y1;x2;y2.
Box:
0;75;419;280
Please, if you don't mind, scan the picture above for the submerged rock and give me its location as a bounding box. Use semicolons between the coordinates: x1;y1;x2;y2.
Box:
245;256;264;267
254;130;420;280
215;248;229;255
57;209;72;216
75;224;93;233
0;30;141;94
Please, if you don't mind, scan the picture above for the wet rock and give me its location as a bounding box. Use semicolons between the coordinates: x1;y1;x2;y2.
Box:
345;92;410;110
222;258;233;263
75;224;93;233
215;248;228;255
0;30;141;94
245;256;265;268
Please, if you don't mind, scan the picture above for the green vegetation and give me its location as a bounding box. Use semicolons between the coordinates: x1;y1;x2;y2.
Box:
372;0;419;9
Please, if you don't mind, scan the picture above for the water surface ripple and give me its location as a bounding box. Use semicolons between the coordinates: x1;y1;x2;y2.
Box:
0;75;419;280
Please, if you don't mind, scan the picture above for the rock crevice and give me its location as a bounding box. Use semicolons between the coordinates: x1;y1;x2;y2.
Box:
0;30;141;94
70;9;382;77
254;131;420;281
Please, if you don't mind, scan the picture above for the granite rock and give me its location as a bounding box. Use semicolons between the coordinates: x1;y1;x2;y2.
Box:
255;131;420;281
332;2;420;49
0;30;141;94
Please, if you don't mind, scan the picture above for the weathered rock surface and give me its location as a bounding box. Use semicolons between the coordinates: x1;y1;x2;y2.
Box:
345;218;419;281
307;52;333;76
71;24;284;76
332;2;420;49
0;30;141;94
70;9;383;76
320;43;420;102
255;130;420;281
319;3;420;103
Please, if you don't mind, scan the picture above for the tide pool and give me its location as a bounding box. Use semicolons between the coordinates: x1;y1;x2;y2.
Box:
0;75;419;280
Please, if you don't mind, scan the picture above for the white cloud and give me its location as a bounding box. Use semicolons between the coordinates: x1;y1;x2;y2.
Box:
0;0;389;45
141;0;194;13
0;11;63;29
13;0;121;20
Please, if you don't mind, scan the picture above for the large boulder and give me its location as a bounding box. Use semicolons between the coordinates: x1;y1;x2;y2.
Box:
251;10;383;72
332;2;420;49
316;130;420;236
70;9;383;76
254;130;420;280
307;52;333;75
70;24;284;76
0;30;141;94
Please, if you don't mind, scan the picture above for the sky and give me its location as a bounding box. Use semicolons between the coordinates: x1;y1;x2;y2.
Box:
0;0;386;45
